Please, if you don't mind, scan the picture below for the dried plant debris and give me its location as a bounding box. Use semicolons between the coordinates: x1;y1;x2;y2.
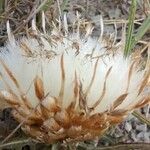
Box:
0;0;149;44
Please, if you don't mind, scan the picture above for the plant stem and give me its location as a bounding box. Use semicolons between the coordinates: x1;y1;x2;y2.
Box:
124;0;137;57
0;138;32;149
78;143;150;150
0;0;5;13
130;15;150;50
132;110;150;127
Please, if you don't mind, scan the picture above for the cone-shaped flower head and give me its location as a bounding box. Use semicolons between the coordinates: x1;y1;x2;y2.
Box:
0;15;149;143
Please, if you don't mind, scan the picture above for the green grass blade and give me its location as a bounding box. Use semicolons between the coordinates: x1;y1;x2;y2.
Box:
61;0;69;12
0;0;5;13
130;15;150;49
132;111;150;127
124;0;137;57
41;0;53;11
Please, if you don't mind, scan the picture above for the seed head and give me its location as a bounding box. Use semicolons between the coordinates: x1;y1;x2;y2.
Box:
0;15;149;143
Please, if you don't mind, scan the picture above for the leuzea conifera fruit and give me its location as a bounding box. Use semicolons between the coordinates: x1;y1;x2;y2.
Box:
0;13;149;143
